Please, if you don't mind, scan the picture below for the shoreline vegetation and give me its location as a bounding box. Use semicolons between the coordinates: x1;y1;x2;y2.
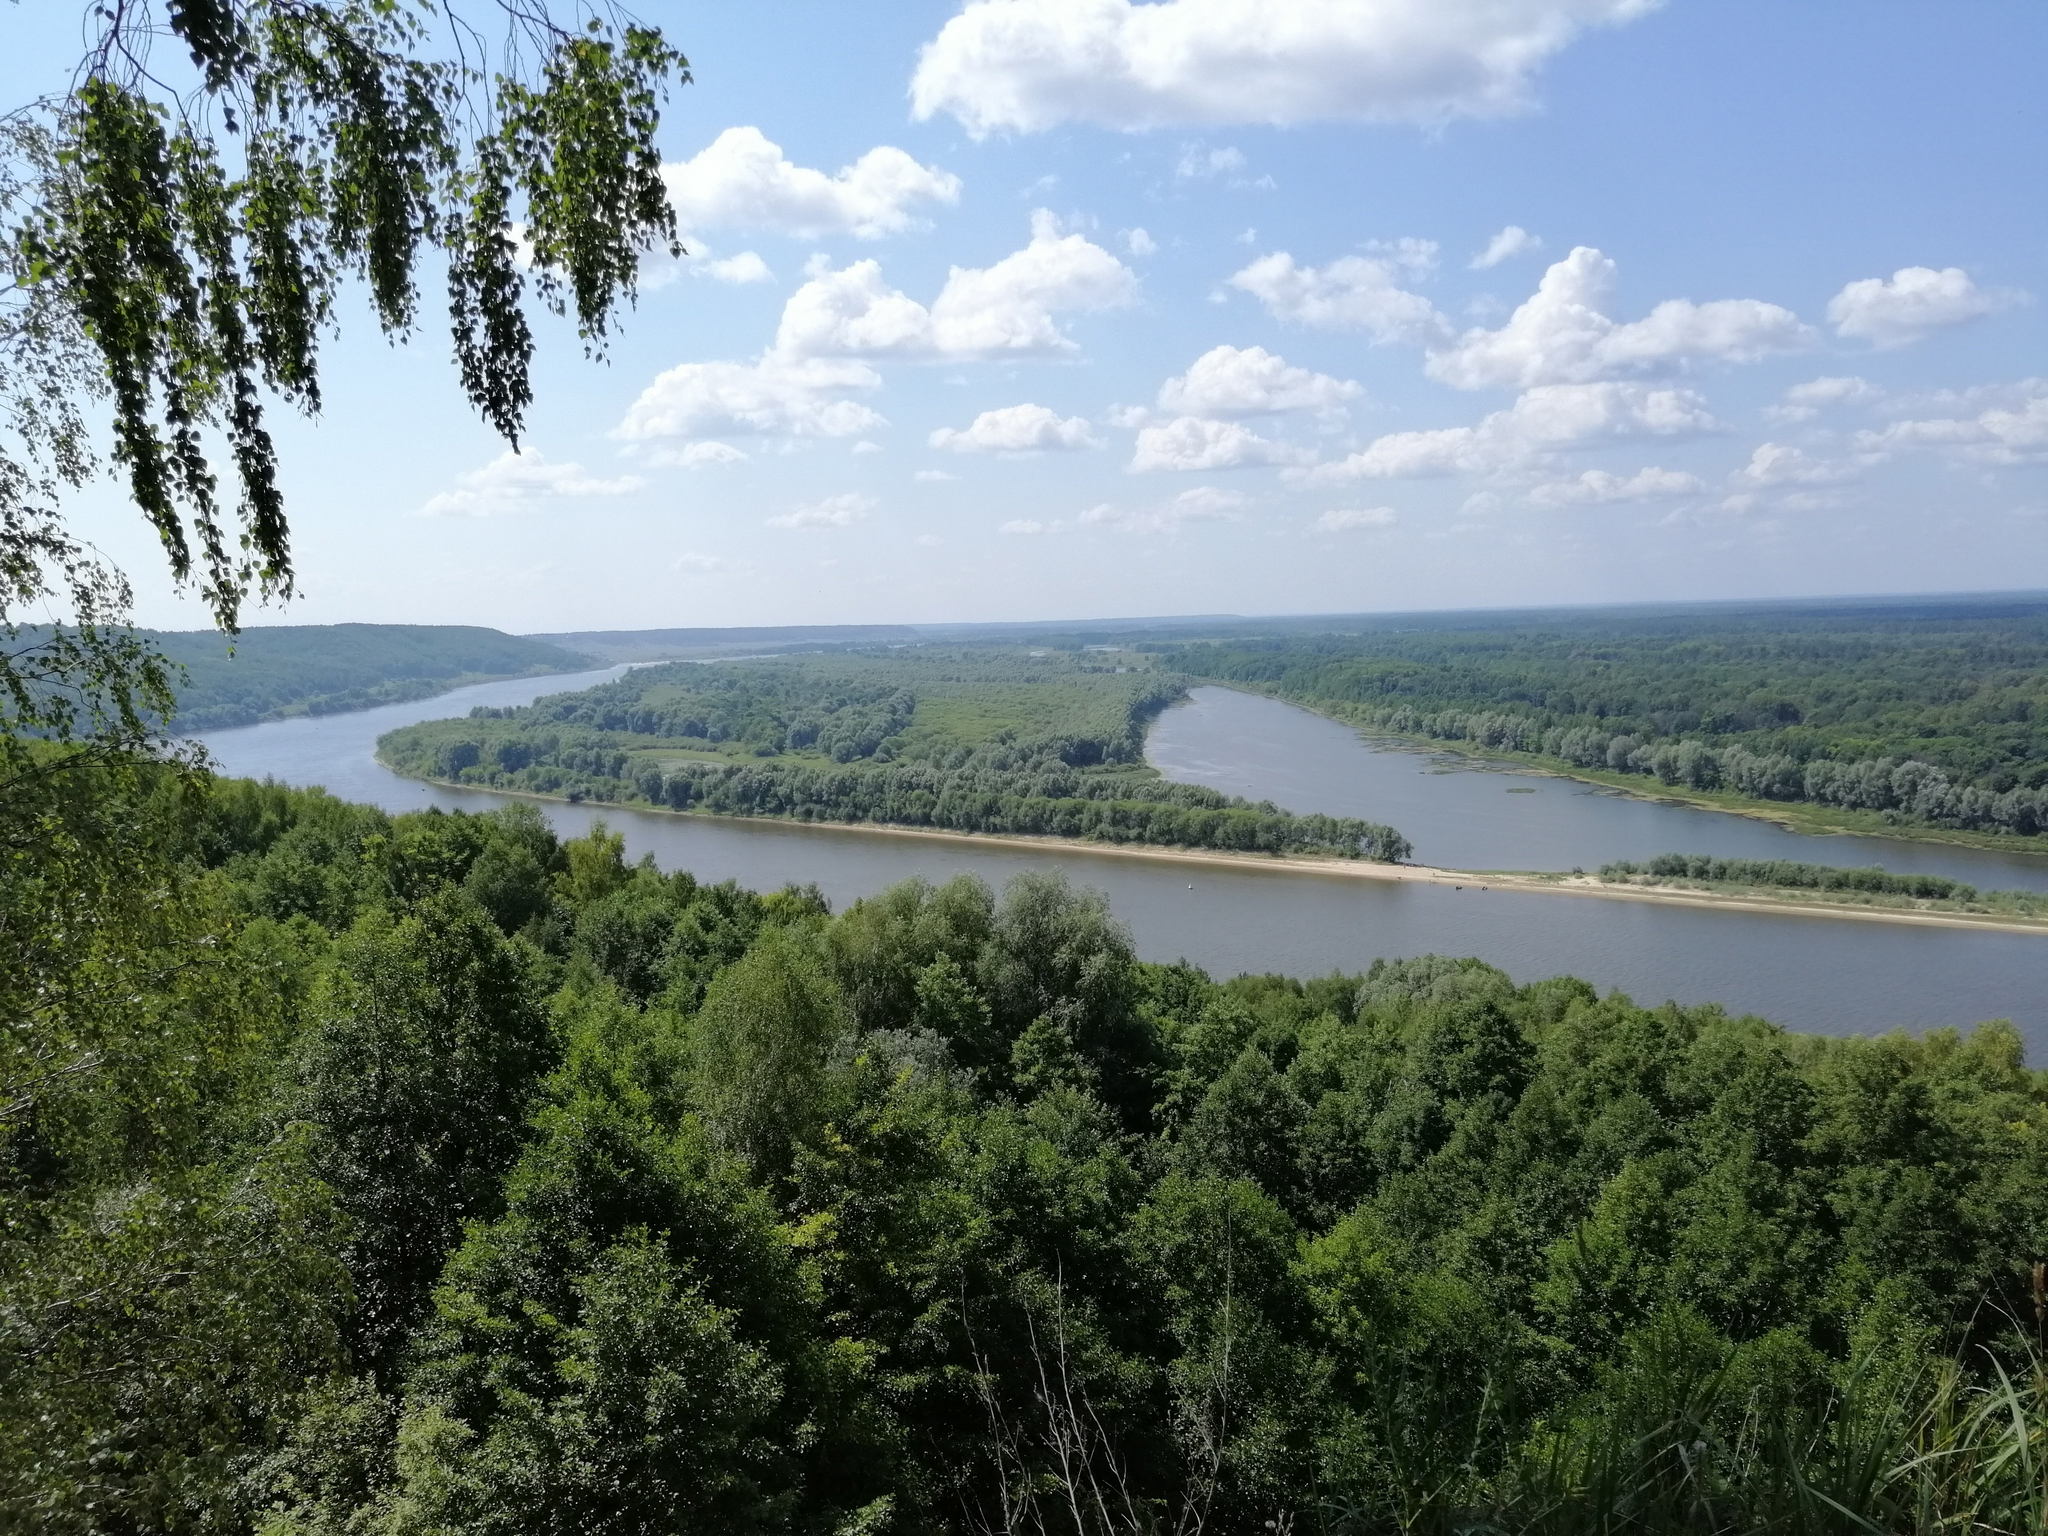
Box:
373;650;1413;863
1341;708;2048;856
374;767;2048;936
14;759;2048;1531
1161;602;2048;854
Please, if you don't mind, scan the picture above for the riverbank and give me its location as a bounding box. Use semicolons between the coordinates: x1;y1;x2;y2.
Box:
381;766;2048;936
1200;682;2048;861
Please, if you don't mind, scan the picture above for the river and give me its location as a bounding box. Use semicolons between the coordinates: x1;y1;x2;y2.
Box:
198;672;2048;1049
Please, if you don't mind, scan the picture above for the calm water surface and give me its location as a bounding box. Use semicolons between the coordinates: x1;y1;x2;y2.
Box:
199;674;2048;1050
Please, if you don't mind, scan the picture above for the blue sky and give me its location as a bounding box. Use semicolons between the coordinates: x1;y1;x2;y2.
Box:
21;0;2048;631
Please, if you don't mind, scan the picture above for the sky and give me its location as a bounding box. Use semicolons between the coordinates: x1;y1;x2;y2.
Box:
15;0;2048;632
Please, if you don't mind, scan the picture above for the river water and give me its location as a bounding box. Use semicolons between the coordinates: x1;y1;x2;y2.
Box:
198;672;2048;1049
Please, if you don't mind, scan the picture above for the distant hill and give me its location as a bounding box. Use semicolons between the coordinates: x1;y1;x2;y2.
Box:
144;624;596;732
529;624;922;662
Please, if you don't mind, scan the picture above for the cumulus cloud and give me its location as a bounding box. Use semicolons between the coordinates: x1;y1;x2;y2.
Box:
1228;251;1448;345
1856;380;2048;464
773;261;937;357
1123;227;1158;256
910;0;1662;134
1315;505;1398;530
703;252;775;284
1470;225;1542;269
930;403;1103;453
930;210;1140;352
1730;442;1857;488
914;468;958;481
659;441;751;468
419;449;643;517
1130;416;1315;471
1525;465;1702;506
1085;485;1250;531
1157;344;1361;416
1827;266;2018;348
663;127;960;239
1767;375;1881;422
768;492;877;528
774;211;1137;359
614;356;885;445
1426;247;1810;390
1303;381;1717;482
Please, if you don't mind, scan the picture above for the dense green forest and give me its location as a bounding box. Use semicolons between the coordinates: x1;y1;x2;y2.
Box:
1162;599;2048;841
1595;855;2048;919
378;651;1411;862
122;624;595;731
5;756;2046;1533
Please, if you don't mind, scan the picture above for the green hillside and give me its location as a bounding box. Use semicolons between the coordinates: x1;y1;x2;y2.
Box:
140;623;595;731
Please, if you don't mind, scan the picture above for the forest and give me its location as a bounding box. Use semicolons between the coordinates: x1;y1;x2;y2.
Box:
5;756;2046;1533
129;624;594;732
377;651;1412;863
1594;855;2048;919
1161;598;2048;842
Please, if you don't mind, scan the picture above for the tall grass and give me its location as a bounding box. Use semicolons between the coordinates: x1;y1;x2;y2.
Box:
1323;1319;2048;1535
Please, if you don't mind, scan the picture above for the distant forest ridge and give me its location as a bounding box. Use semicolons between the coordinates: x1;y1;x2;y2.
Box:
1161;595;2048;840
131;624;596;732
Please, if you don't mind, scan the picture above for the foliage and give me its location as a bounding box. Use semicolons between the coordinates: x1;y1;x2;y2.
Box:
1598;854;2048;919
9;0;686;631
379;650;1414;862
131;621;594;731
1164;598;2048;839
5;764;2047;1532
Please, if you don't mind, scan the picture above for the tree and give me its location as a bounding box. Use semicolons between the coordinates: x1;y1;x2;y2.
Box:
286;886;555;1377
690;926;848;1179
9;0;684;631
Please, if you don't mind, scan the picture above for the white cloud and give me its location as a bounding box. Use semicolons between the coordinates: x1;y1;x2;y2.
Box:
1767;375;1881;422
1157;344;1361;416
1085;485;1250;531
773;259;936;357
1827;266;2017;348
1315;505;1398;531
1303;381;1717;482
1130;415;1314;471
930;210;1140;352
614;356;885;444
1000;517;1061;534
673;551;752;574
1730;442;1856;488
1177;144;1247;179
703;252;774;284
659;441;750;468
914;468;958;481
1470;225;1541;269
1525;465;1703;505
1123;227;1159;256
1857;380;2048;464
419;449;643;517
1228;251;1448;345
1426;247;1810;390
930;403;1104;453
910;0;1662;134
662;127;960;239
773;211;1137;359
768;492;877;528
